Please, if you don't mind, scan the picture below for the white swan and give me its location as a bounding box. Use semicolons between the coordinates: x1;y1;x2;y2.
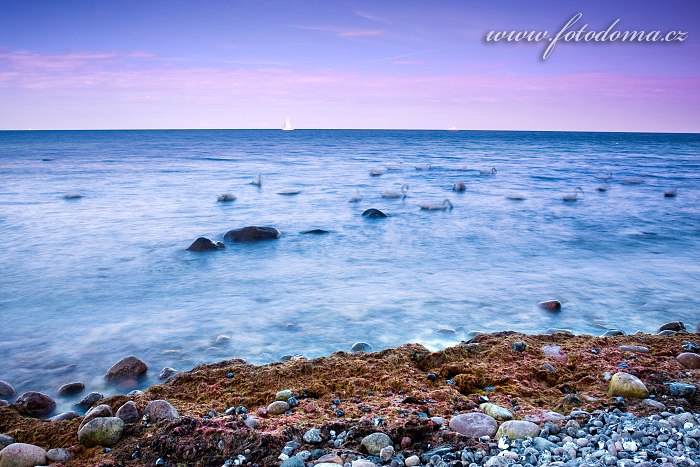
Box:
594;171;612;182
250;174;262;187
415;163;432;171
420;199;453;211
664;188;677;198
382;184;409;199
479;168;497;175
453;181;466;192
385;162;404;171
369;169;384;177
217;193;237;202
562;187;584;202
349;188;363;203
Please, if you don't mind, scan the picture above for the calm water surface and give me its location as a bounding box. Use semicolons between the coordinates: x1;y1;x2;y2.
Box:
1;129;699;412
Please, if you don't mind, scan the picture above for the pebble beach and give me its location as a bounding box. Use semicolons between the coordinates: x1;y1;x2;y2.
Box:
1;321;699;466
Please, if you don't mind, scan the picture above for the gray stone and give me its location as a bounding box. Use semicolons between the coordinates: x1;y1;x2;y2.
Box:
303;428;322;444
405;455;421;467
608;372;649;398
643;399;667;411
46;448;72;462
144;400;178;421
0;381;15;399
279;457;304;467
266;401;289;415
351;461;377;467
0;435;13;450
223;226;281;243
668;382;697;398
618;345;649;353
533;437;558;452
659;321;686;333
77;417;124;447
351;342;373;352
158;367;178;381
484;456;512;467
449;412;498;438
48;411;79;422
79;404;113;430
496;420;540;440
0;443;47;467
75;391;103;410
14;392;55;417
379;445;395;462
57;382;85;396
360;432;393;455
479;403;513;421
105;356;148;383
244;416;260;429
116;401;140;423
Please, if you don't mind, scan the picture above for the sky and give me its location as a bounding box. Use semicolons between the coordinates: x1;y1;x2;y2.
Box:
0;0;699;132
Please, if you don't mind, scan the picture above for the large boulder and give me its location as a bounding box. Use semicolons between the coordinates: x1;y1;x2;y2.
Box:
116;401;140;424
57;382;85;396
144;400;178;422
223;226;280;243
186;237;225;252
538;300;561;312
608;372;649;398
78;417;124;447
105;356;148;383
449;412;498;438
676;353;700;369
495;420;540;440
14;392;55;417
0;443;47;467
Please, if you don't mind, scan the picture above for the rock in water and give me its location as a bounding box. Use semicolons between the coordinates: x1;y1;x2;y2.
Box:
144;400;178;421
362;208;388;218
538;300;561;312
0;443;47;467
75;392;104;410
48;411;78;422
608;372;649;398
0;381;15;398
301;229;329;235
449;413;498;438
659;321;686;332
360;432;392;455
158;367;178;381
186;237;224;252
223;226;281;243
676;352;700;369
116;401;140;424
14;391;56;417
57;382;85;396
495;420;541;440
351;342;373;353
105;356;148;383
479;403;513;421
78;417;124;447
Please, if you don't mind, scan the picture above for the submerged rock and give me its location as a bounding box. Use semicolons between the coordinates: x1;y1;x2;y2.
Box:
105;356;148;383
75;392;104;410
449;412;498;438
223;226;281;243
0;381;15;398
301;229;329;235
186;237;225;252
158;367;178;381
360;432;392;455
0;443;47;467
362;208;388;218
116;401;140;424
538;300;561;312
608;372;649;399
78;417;124;447
57;381;85;396
14;391;55;417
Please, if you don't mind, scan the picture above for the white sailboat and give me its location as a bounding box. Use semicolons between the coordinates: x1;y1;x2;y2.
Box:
282;116;294;131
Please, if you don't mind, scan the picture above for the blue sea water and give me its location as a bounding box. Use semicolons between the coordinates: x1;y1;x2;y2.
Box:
1;129;699;412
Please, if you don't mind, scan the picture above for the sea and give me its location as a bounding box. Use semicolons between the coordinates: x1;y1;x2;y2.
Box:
1;129;699;412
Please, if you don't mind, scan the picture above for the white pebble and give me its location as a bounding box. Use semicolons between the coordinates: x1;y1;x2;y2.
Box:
622;440;638;452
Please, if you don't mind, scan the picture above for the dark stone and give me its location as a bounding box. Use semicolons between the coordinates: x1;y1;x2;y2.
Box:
105;356;148;383
14;391;56;417
301;229;329;235
420;446;455;463
116;401;140;424
668;382;697;398
512;341;527;352
659;321;686;333
362;208;388;218
0;380;15;398
223;226;281;243
538;300;561;312
187;237;225;252
57;381;85;396
602;329;625;337
351;342;373;352
682;342;700;353
76;392;104;410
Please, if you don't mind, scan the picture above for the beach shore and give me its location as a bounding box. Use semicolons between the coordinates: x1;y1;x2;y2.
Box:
1;327;699;466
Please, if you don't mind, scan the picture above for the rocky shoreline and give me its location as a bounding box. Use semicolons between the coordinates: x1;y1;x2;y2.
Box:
1;322;699;466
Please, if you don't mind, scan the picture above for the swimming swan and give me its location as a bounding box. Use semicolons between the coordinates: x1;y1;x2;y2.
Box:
415;163;432;170
562;187;584;202
420;199;453;211
250;174;262;187
382;184;409;199
594;171;612;182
